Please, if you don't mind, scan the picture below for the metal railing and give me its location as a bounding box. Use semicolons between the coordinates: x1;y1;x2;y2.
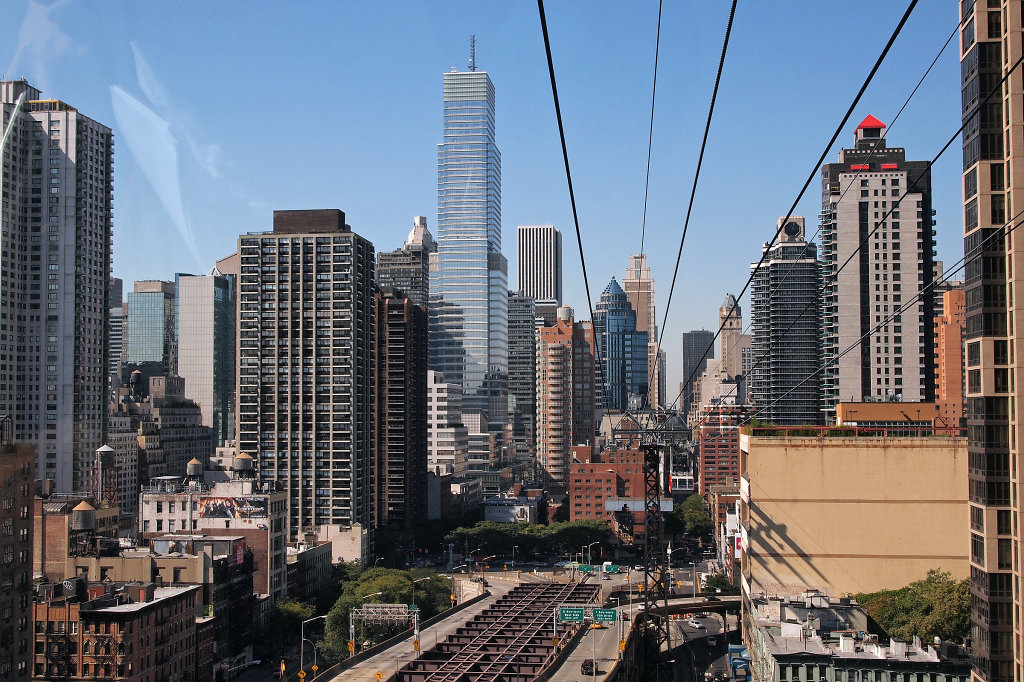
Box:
746;424;965;438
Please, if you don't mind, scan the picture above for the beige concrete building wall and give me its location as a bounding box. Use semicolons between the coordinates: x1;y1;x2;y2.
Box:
740;434;968;596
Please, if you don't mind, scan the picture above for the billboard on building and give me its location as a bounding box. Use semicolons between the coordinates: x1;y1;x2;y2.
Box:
199;497;267;519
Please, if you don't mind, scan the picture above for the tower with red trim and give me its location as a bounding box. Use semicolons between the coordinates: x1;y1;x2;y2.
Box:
818;115;936;418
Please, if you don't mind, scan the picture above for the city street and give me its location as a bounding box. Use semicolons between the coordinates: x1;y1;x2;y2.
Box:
547;605;630;682
672;613;737;682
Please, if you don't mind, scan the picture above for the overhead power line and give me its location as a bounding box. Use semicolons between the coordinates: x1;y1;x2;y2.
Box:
632;0;664;413
668;0;918;413
657;0;739;353
748;205;1024;424
536;0;605;379
684;48;1024;430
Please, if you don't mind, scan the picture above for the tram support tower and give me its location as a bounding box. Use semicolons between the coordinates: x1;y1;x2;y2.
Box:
641;441;673;681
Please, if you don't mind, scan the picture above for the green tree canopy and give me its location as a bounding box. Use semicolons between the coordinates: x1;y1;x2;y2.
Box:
442;519;614;559
704;573;738;595
259;599;316;657
671;494;714;538
854;569;970;643
320;566;452;662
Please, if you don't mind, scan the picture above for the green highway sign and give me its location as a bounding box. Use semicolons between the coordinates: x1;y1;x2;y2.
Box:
603;565;620;574
593;609;618;622
559;607;585;622
578;564;595;573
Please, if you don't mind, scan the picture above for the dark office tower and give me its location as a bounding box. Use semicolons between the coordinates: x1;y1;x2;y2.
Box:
680;330;715;416
593;277;649;412
125;280;176;388
374;287;428;550
749;217;821;425
961;6;1019;681
517;224;562;304
176;271;236;446
507;291;537;459
377;216;435;309
236;210;376;554
819;115;935;418
430;47;509;432
0;81;112;492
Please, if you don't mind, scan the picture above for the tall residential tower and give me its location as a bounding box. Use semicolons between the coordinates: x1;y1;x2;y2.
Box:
960;6;1020;681
0;81;112;491
749;217;821;425
819;116;935;417
236;210;375;560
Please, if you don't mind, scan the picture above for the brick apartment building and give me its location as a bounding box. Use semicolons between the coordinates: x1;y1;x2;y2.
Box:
568;446;648;543
696;404;747;493
32;580;200;681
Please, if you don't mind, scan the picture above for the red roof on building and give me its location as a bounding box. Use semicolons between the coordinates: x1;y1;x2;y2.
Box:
857;114;886;130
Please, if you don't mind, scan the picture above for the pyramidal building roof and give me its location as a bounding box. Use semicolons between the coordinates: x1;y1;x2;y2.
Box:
856;114;886;130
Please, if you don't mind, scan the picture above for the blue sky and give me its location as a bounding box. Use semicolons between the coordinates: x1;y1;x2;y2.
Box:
1;1;964;395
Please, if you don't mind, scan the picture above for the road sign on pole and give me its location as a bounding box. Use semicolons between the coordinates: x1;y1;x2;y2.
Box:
375;672;383;680
558;607;584;622
347;640;355;652
298;672;306;680
593;608;618;622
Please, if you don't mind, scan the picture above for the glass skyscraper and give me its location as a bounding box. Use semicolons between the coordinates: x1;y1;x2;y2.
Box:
593;278;648;412
430;61;508;430
125;280;177;387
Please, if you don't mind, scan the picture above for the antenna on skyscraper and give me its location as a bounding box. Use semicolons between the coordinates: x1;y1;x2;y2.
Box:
469;34;477;71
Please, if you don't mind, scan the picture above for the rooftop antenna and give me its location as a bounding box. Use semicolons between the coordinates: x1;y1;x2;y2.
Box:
469;34;477;71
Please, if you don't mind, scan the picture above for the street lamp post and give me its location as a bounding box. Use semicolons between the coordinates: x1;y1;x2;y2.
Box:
610;597;622;660
301;639;316;674
587;541;600;566
512;545;518;571
352;592;383;652
449;565;467;607
300;615;327;675
410;577;430;611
